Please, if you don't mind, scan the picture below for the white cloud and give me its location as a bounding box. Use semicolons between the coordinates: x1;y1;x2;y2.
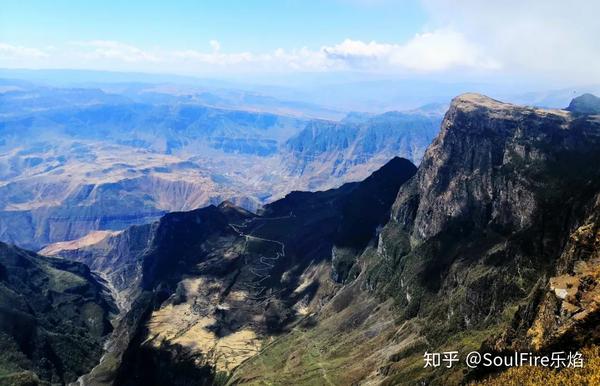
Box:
0;43;48;59
0;26;500;76
0;26;503;78
0;33;498;75
172;49;255;66
323;39;393;61
1;1;599;84
158;30;496;74
321;30;499;72
389;30;499;71
422;0;600;84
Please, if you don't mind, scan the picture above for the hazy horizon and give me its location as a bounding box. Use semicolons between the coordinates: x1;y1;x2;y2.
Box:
2;0;599;90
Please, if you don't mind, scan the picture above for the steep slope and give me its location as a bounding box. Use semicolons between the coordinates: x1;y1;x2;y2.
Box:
476;195;600;385
365;93;600;383
231;94;600;385
39;225;156;313
43;158;417;385
0;242;115;385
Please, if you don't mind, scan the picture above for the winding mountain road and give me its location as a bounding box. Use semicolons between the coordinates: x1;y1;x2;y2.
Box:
228;214;293;302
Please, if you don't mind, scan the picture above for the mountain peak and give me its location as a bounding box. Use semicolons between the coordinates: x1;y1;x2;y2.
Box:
217;200;255;219
394;93;599;243
449;93;516;114
366;156;416;181
449;92;571;122
566;93;600;115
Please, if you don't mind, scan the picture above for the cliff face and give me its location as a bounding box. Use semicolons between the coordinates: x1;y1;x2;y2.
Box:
232;94;600;385
362;93;600;383
284;110;439;190
393;93;598;242
0;242;114;385
40;224;157;313
521;195;600;351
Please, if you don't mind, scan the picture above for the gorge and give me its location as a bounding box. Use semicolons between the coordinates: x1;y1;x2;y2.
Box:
3;93;598;385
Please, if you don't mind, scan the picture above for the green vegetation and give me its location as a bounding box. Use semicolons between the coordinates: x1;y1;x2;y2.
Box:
43;264;87;292
0;243;113;384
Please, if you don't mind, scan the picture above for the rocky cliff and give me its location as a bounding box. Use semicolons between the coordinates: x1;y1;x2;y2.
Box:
284;109;439;190
0;242;115;385
40;224;156;314
232;94;600;385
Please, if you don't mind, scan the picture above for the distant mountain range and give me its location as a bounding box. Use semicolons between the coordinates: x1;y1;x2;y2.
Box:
285;109;440;189
0;80;441;249
3;68;599;112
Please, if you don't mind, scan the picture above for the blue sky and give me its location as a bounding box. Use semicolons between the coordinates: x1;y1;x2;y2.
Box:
1;0;426;52
1;1;599;85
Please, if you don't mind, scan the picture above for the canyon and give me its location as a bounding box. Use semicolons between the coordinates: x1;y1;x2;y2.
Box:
0;80;441;250
10;93;598;385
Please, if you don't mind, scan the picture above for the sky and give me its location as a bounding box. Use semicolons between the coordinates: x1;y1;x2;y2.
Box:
1;0;599;86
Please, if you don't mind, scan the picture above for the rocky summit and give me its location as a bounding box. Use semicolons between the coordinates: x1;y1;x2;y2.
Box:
2;93;600;385
566;93;600;115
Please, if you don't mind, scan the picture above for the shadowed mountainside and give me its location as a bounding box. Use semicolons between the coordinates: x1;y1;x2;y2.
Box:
42;157;417;385
0;242;115;385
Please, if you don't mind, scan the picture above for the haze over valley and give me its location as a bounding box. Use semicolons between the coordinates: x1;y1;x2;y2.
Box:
0;76;444;248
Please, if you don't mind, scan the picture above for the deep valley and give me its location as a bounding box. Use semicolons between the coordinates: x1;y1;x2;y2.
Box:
0;80;441;250
2;93;598;385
